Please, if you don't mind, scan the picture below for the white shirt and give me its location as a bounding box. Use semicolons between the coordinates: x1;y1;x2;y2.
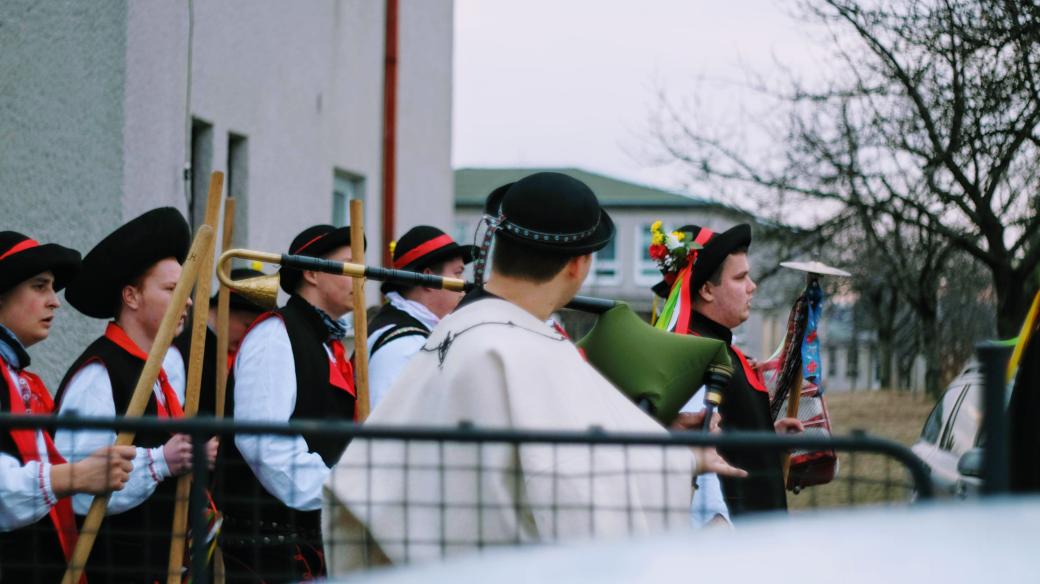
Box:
54;349;185;515
682;388;732;527
232;316;332;511
0;366;57;531
366;292;441;410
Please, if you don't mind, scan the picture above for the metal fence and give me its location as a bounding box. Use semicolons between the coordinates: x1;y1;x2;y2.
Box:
0;413;934;584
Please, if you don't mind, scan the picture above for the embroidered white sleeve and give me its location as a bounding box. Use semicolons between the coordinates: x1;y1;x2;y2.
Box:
54;362;169;516
233;317;330;511
0;452;52;531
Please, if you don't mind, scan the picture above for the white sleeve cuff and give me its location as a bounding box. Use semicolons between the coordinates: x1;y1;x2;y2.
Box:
38;461;57;507
147;446;171;481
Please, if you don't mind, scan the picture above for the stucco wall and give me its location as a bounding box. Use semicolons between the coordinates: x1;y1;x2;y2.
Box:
0;0;129;387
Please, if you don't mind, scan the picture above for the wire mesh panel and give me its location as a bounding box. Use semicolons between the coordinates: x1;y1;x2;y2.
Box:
0;414;932;583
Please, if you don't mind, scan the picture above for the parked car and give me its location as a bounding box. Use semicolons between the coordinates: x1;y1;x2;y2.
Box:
911;357;1011;498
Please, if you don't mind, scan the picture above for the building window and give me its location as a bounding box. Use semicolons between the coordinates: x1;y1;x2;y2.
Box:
189;119;213;231
634;223;660;285
227;133;248;247
454;219;472;246
589;236;620;285
332;170;365;227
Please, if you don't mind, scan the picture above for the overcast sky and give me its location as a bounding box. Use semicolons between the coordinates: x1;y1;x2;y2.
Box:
452;0;831;194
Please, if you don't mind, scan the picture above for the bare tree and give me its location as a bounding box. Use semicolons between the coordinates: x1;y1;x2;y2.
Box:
655;0;1040;339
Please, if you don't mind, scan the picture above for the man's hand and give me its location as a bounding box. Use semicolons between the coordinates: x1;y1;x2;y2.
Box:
53;445;135;498
671;411;747;479
774;417;805;434
206;437;219;470
670;410;720;433
163;433;194;476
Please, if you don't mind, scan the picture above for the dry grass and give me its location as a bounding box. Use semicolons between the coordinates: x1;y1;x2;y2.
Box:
787;389;937;511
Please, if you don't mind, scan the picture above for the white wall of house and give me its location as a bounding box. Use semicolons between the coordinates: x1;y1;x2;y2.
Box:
3;0;454;386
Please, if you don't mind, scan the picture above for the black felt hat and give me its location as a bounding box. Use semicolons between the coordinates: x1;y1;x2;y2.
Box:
279;224;366;294
65;207;191;319
0;232;81;295
381;226;476;294
651;223;752;299
210;267;271;313
484;172;615;255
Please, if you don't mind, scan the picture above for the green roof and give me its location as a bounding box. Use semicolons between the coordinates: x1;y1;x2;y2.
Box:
455;167;718;209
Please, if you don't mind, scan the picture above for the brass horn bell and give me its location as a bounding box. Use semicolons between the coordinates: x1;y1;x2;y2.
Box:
225;272;280;311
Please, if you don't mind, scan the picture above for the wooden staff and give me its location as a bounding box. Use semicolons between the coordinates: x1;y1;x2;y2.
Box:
62;225;214;584
214;197;235;419
350;200;371;421
166;173;224;583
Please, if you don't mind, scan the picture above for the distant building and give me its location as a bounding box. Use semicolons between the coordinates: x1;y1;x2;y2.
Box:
2;1;455;386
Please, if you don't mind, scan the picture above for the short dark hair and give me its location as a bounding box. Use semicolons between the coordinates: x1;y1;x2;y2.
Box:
491;237;573;283
704;247;749;286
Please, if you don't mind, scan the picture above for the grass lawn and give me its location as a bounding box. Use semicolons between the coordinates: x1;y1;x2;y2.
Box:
787;389;937;511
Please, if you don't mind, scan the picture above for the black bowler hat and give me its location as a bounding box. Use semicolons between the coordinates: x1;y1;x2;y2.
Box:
382;226;476;294
65;207;191;319
0;232;81;295
279;224;366;294
210;267;270;313
651;223;752;299
484;172;615;255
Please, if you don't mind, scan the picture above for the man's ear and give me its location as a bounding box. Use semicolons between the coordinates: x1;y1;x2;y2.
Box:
121;284;141;311
696;282;714;304
566;254;591;279
302;269;320;287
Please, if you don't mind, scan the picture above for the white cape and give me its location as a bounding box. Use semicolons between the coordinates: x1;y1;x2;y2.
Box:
323;298;695;574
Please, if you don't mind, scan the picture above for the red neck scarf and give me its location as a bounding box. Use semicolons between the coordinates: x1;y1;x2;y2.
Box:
1;359;80;565
104;323;184;418
688;330;767;393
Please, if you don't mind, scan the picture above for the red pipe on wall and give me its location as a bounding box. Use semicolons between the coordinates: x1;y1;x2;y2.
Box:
381;0;399;268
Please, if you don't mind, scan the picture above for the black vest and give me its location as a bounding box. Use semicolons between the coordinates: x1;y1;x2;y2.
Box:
369;302;431;356
0;362;67;582
689;312;788;517
172;322;218;417
218;295;355;564
55;335;180;583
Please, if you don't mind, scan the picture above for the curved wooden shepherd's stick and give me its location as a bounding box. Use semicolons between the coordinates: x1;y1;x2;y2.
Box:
167;172;224;584
350;200;371;422
62;225;215;584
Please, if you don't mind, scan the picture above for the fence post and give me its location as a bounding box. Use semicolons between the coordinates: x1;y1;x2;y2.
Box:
977;341;1011;495
189;426;211;584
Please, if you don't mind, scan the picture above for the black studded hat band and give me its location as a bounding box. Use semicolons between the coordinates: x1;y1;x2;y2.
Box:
497;215;600;244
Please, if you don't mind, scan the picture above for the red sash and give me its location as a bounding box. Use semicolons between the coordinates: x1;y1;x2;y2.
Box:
1;360;80;567
688;330;767;393
103;323;184;419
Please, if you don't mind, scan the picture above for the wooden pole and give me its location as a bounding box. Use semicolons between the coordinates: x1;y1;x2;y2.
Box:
166;172;224;583
350;200;371;421
214;197;235;419
62;225;214;584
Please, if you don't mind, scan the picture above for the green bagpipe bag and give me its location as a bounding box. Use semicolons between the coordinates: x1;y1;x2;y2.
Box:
577;303;732;425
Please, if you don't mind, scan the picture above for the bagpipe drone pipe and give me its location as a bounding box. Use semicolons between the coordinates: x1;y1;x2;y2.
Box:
217;248;733;426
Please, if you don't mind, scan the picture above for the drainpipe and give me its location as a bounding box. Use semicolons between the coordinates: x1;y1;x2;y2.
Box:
381;0;399;268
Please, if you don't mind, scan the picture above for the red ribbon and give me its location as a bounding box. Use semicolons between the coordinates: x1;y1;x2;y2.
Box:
1;359;81;571
328;339;357;400
103;323;184;419
393;234;454;269
0;238;40;261
672;228;716;335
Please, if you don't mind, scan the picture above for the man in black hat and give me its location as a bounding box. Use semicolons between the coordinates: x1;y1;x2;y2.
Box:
219;224;360;582
367;225;475;408
54;207;219;582
653;223;802;519
0;232;135;581
323;172;745;574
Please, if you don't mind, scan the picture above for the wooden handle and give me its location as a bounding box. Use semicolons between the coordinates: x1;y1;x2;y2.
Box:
62;225;214;584
350;200;371;422
166;172;224;583
214;197;236;419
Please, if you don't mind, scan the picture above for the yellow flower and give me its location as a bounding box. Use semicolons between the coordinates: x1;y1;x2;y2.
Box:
389;240;397;257
671;230;685;242
651;232;665;245
651;220;663;233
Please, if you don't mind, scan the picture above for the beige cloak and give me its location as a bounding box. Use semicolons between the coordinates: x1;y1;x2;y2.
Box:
322;298;695;574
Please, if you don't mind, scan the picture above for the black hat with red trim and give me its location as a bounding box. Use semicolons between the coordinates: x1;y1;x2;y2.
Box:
381;225;475;294
0;232;81;295
279;224;366;294
651;223;752;299
65;207;191;319
483;172;615;255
